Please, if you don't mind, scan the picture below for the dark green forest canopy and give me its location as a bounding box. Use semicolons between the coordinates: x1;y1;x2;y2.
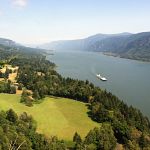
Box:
0;44;47;61
1;45;150;149
0;109;66;150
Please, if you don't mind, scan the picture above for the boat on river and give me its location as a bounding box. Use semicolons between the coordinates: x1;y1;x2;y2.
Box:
96;74;107;81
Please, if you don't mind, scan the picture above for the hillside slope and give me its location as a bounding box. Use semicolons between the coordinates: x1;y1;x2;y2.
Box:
90;32;150;61
40;33;131;51
0;94;99;140
40;32;150;61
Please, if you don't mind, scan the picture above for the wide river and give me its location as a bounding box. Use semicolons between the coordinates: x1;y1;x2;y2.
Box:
48;51;150;118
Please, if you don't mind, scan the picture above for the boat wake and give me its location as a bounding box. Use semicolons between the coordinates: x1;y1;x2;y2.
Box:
91;64;107;81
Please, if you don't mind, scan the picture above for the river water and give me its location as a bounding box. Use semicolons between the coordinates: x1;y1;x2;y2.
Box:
48;51;150;117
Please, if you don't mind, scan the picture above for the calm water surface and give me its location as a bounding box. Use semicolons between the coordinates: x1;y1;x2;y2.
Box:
48;51;150;117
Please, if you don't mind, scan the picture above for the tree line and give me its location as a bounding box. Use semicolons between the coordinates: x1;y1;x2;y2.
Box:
0;109;66;150
1;45;150;149
9;54;150;149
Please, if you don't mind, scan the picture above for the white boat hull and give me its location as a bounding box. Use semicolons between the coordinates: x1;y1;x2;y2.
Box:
96;74;107;81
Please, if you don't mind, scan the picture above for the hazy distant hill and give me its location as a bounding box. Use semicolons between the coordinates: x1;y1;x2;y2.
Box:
39;33;132;51
90;32;150;61
1;32;150;61
0;38;46;55
0;38;19;47
40;32;150;61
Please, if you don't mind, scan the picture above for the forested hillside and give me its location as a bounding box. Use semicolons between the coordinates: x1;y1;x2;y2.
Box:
40;33;131;51
0;38;17;47
0;109;66;150
90;32;150;61
41;32;150;61
0;45;150;149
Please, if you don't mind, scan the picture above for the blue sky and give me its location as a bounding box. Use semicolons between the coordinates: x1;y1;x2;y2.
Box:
0;0;150;44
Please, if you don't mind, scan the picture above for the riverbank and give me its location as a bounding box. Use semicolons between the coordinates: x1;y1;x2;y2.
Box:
48;51;150;118
102;52;150;62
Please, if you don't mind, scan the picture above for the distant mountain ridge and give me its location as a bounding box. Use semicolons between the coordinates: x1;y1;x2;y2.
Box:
1;32;150;61
90;32;150;61
39;32;150;61
40;32;132;51
0;38;46;55
0;38;19;47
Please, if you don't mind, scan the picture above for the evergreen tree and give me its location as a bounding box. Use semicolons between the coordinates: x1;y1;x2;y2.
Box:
6;109;18;123
33;90;41;100
73;132;82;144
10;86;16;94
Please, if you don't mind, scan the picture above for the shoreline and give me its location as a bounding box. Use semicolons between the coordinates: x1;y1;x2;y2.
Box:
101;52;150;63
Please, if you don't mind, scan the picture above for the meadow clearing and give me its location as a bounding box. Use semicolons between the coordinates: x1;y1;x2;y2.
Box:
0;94;99;140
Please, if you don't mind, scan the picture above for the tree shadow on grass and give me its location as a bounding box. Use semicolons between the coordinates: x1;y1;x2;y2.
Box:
85;103;99;123
47;95;63;99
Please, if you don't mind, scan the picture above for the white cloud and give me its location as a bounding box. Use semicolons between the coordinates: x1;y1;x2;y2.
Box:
12;0;28;8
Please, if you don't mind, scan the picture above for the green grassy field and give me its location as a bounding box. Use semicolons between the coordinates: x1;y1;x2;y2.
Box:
0;94;99;140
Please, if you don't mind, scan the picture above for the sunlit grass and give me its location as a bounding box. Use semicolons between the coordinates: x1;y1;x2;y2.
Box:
0;94;99;140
